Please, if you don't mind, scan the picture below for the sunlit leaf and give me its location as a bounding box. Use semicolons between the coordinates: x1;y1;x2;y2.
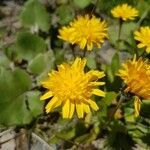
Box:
73;0;91;8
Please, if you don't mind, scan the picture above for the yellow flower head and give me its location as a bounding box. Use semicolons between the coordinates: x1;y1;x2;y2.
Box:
40;58;105;118
111;3;138;21
58;15;108;51
134;26;150;53
118;56;150;99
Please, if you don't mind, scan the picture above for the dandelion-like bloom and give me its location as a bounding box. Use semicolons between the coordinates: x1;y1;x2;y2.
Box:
118;56;150;116
134;26;150;53
40;58;105;118
111;3;138;21
118;56;150;99
58;15;108;51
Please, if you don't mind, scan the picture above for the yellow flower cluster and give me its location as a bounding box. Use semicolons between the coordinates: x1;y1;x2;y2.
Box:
40;3;149;119
41;58;105;118
58;15;108;51
111;3;138;21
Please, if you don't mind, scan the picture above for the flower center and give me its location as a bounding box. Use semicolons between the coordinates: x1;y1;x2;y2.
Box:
51;71;92;102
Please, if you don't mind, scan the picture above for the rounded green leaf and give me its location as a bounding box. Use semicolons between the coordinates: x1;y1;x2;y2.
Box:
73;0;91;8
20;0;50;32
0;68;43;126
16;32;46;61
56;5;74;25
28;51;55;75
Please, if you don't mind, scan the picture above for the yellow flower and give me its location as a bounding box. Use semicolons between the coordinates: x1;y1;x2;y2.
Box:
118;56;150;116
58;15;108;51
134;26;150;53
118;56;150;99
111;3;138;21
40;58;105;119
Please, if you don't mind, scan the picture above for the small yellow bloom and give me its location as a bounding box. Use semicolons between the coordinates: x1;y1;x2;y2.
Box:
58;15;108;51
118;56;150;99
40;58;105;119
134;26;150;53
118;56;150;116
111;3;138;21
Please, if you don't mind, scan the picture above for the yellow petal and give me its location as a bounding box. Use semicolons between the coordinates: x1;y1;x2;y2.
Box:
80;38;87;49
69;102;75;118
40;91;53;100
45;96;58;113
92;89;105;97
93;71;105;78
62;99;70;118
41;81;51;89
83;103;91;113
146;47;150;53
89;82;105;86
137;43;145;48
87;42;93;51
88;99;99;111
76;102;84;118
134;96;141;117
72;57;81;68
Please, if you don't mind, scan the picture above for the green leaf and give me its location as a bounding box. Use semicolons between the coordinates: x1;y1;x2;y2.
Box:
97;92;117;117
106;64;114;83
56;127;75;141
124;107;135;123
49;120;76;144
86;53;97;69
25;91;43;118
107;121;134;150
101;92;117;106
54;49;65;65
16;32;46;61
0;67;43;126
0;52;10;68
137;0;150;16
75;132;97;143
28;54;46;74
111;53;120;75
141;100;150;118
108;22;137;49
73;0;91;8
56;5;74;25
28;51;55;75
105;53;120;83
121;22;137;45
20;0;50;31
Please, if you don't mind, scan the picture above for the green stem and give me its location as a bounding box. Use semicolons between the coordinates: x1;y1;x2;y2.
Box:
111;94;124;118
117;19;123;52
104;94;125;127
89;0;99;16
